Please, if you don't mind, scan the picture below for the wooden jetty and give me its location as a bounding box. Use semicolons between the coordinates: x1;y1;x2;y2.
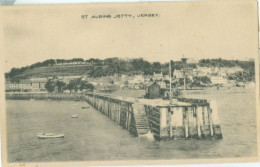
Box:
84;93;222;140
6;92;222;140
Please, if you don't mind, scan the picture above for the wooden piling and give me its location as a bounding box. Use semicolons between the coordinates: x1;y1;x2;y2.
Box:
168;107;173;138
208;107;214;137
184;107;189;139
196;107;201;138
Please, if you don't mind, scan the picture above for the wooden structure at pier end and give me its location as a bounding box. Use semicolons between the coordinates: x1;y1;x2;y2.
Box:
84;93;222;140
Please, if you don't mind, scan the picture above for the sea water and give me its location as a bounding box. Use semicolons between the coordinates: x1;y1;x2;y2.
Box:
6;88;257;162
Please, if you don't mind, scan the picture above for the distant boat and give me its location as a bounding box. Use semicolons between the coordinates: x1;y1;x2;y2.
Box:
99;88;117;93
178;87;204;90
82;106;90;109
74;103;78;106
71;114;78;118
37;133;64;139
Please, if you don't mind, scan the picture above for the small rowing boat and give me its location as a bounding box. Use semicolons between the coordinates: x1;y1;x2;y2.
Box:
71;114;78;118
37;133;64;139
82;106;90;109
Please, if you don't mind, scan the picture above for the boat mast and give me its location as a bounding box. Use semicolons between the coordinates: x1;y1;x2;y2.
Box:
169;60;172;100
181;57;187;97
169;60;173;138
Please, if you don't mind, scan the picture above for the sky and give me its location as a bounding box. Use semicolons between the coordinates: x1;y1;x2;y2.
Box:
2;0;258;72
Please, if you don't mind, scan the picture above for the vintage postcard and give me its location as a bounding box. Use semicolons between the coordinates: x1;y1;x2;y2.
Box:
0;0;259;166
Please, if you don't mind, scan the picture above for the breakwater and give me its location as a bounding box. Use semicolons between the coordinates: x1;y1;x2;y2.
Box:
6;92;222;140
5;93;84;101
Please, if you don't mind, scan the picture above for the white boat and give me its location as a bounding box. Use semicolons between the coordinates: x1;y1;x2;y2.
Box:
74;103;78;106
37;133;64;139
71;114;78;118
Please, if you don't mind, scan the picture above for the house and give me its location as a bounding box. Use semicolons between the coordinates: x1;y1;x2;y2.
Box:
174;70;183;79
145;82;161;99
186;58;199;64
210;76;228;85
157;81;167;89
5;79;47;92
196;67;212;76
153;72;163;81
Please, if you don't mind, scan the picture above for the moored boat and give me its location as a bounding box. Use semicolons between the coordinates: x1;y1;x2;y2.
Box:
71;114;78;118
37;133;64;139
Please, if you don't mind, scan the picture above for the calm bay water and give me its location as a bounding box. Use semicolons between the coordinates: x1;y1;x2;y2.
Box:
6;88;257;162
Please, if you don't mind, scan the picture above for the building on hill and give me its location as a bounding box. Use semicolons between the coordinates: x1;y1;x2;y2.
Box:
196;66;212;76
174;70;183;79
55;61;92;66
210;76;228;85
157;81;167;89
186;58;199;64
153;72;163;81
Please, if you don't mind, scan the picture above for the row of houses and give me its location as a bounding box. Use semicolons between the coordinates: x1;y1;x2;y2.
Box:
174;66;243;78
5;75;84;92
5;80;46;92
55;62;93;66
174;66;244;85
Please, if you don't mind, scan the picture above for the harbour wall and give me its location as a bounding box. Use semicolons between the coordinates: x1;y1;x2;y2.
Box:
5;93;84;101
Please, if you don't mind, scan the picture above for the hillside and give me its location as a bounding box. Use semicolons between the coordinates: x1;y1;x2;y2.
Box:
5;57;255;83
8;65;95;81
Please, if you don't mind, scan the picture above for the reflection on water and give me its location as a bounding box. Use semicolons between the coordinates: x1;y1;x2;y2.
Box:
6;88;257;162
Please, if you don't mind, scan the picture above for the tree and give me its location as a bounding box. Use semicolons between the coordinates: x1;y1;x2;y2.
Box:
56;80;66;93
45;79;56;93
67;79;81;93
85;83;94;92
164;80;170;85
152;62;162;73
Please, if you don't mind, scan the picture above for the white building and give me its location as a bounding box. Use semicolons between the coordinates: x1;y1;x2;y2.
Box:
210;76;228;85
153;72;163;81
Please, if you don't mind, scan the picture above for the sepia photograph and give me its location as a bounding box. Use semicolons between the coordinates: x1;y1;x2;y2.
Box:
0;0;259;166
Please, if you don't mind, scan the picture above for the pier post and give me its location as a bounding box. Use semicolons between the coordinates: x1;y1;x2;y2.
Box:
195;106;201;138
128;106;132;130
168;107;173;138
184;107;189;139
208;106;214;137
